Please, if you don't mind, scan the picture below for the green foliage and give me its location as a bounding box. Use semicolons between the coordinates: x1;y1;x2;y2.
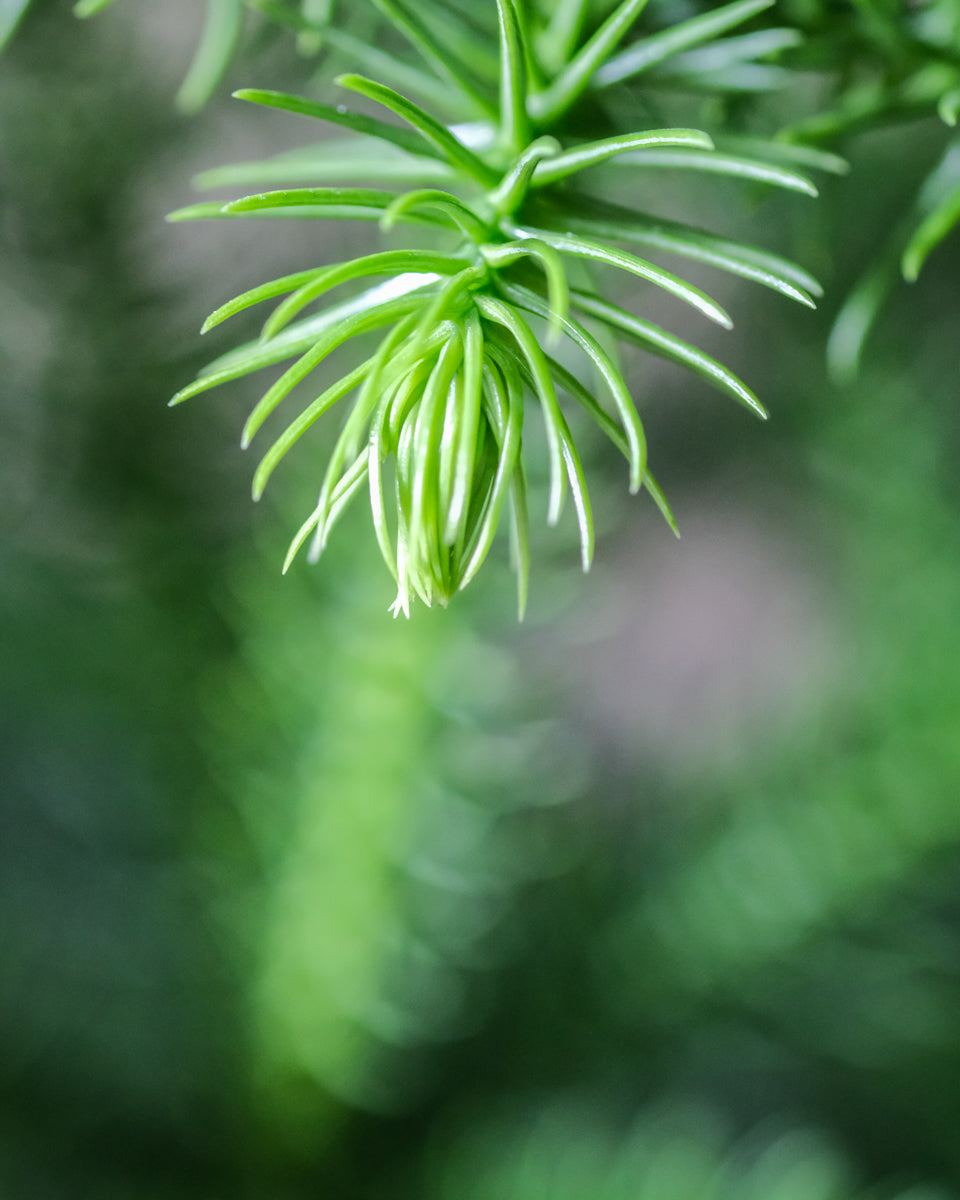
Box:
165;0;823;615
7;5;960;1200
429;1105;942;1200
204;516;565;1134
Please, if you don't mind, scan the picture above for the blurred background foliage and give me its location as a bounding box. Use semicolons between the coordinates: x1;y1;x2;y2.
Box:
2;1;960;1197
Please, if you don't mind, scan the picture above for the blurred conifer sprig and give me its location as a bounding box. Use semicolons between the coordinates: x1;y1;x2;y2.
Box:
778;0;960;379
428;1103;950;1200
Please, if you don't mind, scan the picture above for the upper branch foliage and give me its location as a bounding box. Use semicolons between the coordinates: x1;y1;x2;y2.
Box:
49;0;959;613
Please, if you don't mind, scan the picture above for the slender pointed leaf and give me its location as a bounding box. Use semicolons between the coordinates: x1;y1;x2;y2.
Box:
521;226;732;327
445;311;485;546
284;509;324;575
233;88;446;161
458;357;524;587
242;295;424;446
596;0;775;87
656;27;803;73
826;239;901;386
252;359;372;499
531;128;714;186
484;347;530;616
171;199;416;225
658;63;794;92
261;250;465;341
571;289;767;418
482;238;570;336
194;277;437;383
313;315;425;559
508;457;530;619
386;350;442;451
319;450;371;542
496;0;528;154
170;291;418;412
502;282;647;491
642;468;679;535
437;366;466;561
224;186;410;216
645;28;801;91
284;453;370;572
485;339;593;571
609;148;818;195
408;334;464;587
381;188;490;238
336;74;499;186
720;135;849;175
167;201;248;222
369;403;400;583
477;296;568;525
202;267;329;334
551;200;821;303
546;355;630;462
194;142;453;190
558;412;594;572
530;0;654;124
488;137;560;215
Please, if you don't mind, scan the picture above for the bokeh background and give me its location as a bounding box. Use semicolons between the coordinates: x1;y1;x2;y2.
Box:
3;2;960;1196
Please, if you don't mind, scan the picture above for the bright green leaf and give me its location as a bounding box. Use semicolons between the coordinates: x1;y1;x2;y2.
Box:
572;289;767;418
233;88;445;161
380;188;491;238
241;293;424;447
521;226;733;328
552;201;820;304
495;0;529;154
502;282;647;492
252;359;372;499
477;296;567;525
530;128;714;186
336;74;500;186
482;238;570;337
202;267;330;333
457;354;524;588
194;142;453;190
261;249;467;341
444;310;485;547
606;148;818;196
